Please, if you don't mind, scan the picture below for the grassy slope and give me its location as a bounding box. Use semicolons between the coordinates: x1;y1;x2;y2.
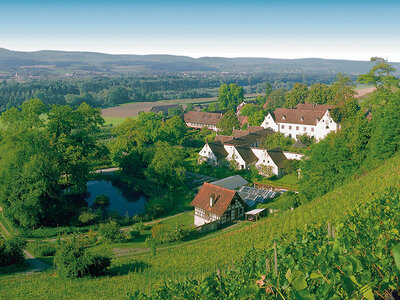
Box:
1;154;400;299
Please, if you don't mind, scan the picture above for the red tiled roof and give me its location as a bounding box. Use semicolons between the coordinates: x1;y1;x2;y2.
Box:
272;108;327;126
237;115;248;126
184;111;223;126
190;183;245;216
233;129;249;138
247;126;264;133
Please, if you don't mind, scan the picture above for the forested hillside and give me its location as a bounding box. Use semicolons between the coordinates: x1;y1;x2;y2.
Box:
1;48;400;76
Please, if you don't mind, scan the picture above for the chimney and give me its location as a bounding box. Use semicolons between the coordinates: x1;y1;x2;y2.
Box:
210;194;216;207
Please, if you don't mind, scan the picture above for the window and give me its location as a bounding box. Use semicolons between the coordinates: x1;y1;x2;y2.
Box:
303;127;306;132
311;128;314;132
263;159;265;163
281;125;285;129
296;126;299;131
289;125;292;130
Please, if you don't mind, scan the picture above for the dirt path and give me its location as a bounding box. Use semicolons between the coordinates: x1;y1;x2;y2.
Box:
0;213;51;275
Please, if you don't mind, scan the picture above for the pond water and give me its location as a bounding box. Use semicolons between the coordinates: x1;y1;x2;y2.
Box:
86;180;147;217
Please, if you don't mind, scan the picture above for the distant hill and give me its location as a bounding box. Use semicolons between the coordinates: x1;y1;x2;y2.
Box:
0;48;399;77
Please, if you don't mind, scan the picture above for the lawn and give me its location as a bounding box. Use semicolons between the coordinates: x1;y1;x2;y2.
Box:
102;116;132;126
254;173;299;190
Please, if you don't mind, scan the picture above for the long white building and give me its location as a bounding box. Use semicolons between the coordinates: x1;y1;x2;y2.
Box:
260;104;340;141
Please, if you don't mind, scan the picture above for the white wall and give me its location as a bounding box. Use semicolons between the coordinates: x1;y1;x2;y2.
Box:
261;110;339;141
194;207;220;226
186;122;219;132
198;144;217;162
261;113;278;131
283;152;304;160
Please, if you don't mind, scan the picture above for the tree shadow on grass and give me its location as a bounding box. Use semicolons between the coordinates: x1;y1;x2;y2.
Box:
108;261;151;276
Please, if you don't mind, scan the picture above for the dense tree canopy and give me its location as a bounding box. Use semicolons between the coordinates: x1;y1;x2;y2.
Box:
218;83;244;110
217;110;241;135
299;60;400;203
0;99;105;228
284;83;309;108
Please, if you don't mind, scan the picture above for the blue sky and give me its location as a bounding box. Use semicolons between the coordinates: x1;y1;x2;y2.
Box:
1;0;400;61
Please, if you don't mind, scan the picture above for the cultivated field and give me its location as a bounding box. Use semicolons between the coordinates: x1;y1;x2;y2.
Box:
355;86;376;98
101;93;264;121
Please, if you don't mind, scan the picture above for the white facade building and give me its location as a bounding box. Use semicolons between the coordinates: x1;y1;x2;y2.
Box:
260;105;340;141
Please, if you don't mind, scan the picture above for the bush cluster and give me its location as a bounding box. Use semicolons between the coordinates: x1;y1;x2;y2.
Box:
98;221;123;243
151;223;187;244
0;236;26;267
54;237;110;278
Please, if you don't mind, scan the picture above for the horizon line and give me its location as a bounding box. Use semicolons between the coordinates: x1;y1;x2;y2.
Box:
2;47;398;63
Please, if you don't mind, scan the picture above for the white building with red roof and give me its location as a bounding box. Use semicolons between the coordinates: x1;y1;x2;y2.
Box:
260;104;339;141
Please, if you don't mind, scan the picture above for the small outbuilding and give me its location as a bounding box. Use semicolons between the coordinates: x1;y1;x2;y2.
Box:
244;208;266;222
191;182;247;227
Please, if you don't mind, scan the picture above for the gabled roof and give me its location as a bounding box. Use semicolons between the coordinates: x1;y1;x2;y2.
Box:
214;135;233;143
233;129;249;138
211;175;248;190
184;111;223;126
236;146;258;164
247;126;264;133
208;142;228;159
225;129;274;146
267;148;288;168
272;108;328;126
191;182;246;216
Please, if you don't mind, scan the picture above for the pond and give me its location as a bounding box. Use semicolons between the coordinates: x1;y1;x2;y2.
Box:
86;180;147;217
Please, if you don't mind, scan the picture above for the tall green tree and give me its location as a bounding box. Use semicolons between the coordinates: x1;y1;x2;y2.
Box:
0;99;106;227
306;83;333;104
218;83;244;110
357;57;399;89
330;73;356;104
217;110;240;135
284;83;309;108
47;103;105;192
144;141;186;189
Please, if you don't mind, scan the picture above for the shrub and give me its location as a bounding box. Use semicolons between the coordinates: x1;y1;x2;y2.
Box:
0;236;26;266
129;230;140;239
98;221;123;243
94;194;110;207
132;222;150;232
54;237;110;278
27;241;56;257
78;209;100;226
151;223;186;244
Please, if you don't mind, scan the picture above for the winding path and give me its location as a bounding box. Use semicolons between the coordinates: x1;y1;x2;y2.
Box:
0;211;51;275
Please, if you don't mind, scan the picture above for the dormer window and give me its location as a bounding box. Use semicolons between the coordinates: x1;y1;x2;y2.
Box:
210;194;216;207
282;115;286;120
300;117;304;121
